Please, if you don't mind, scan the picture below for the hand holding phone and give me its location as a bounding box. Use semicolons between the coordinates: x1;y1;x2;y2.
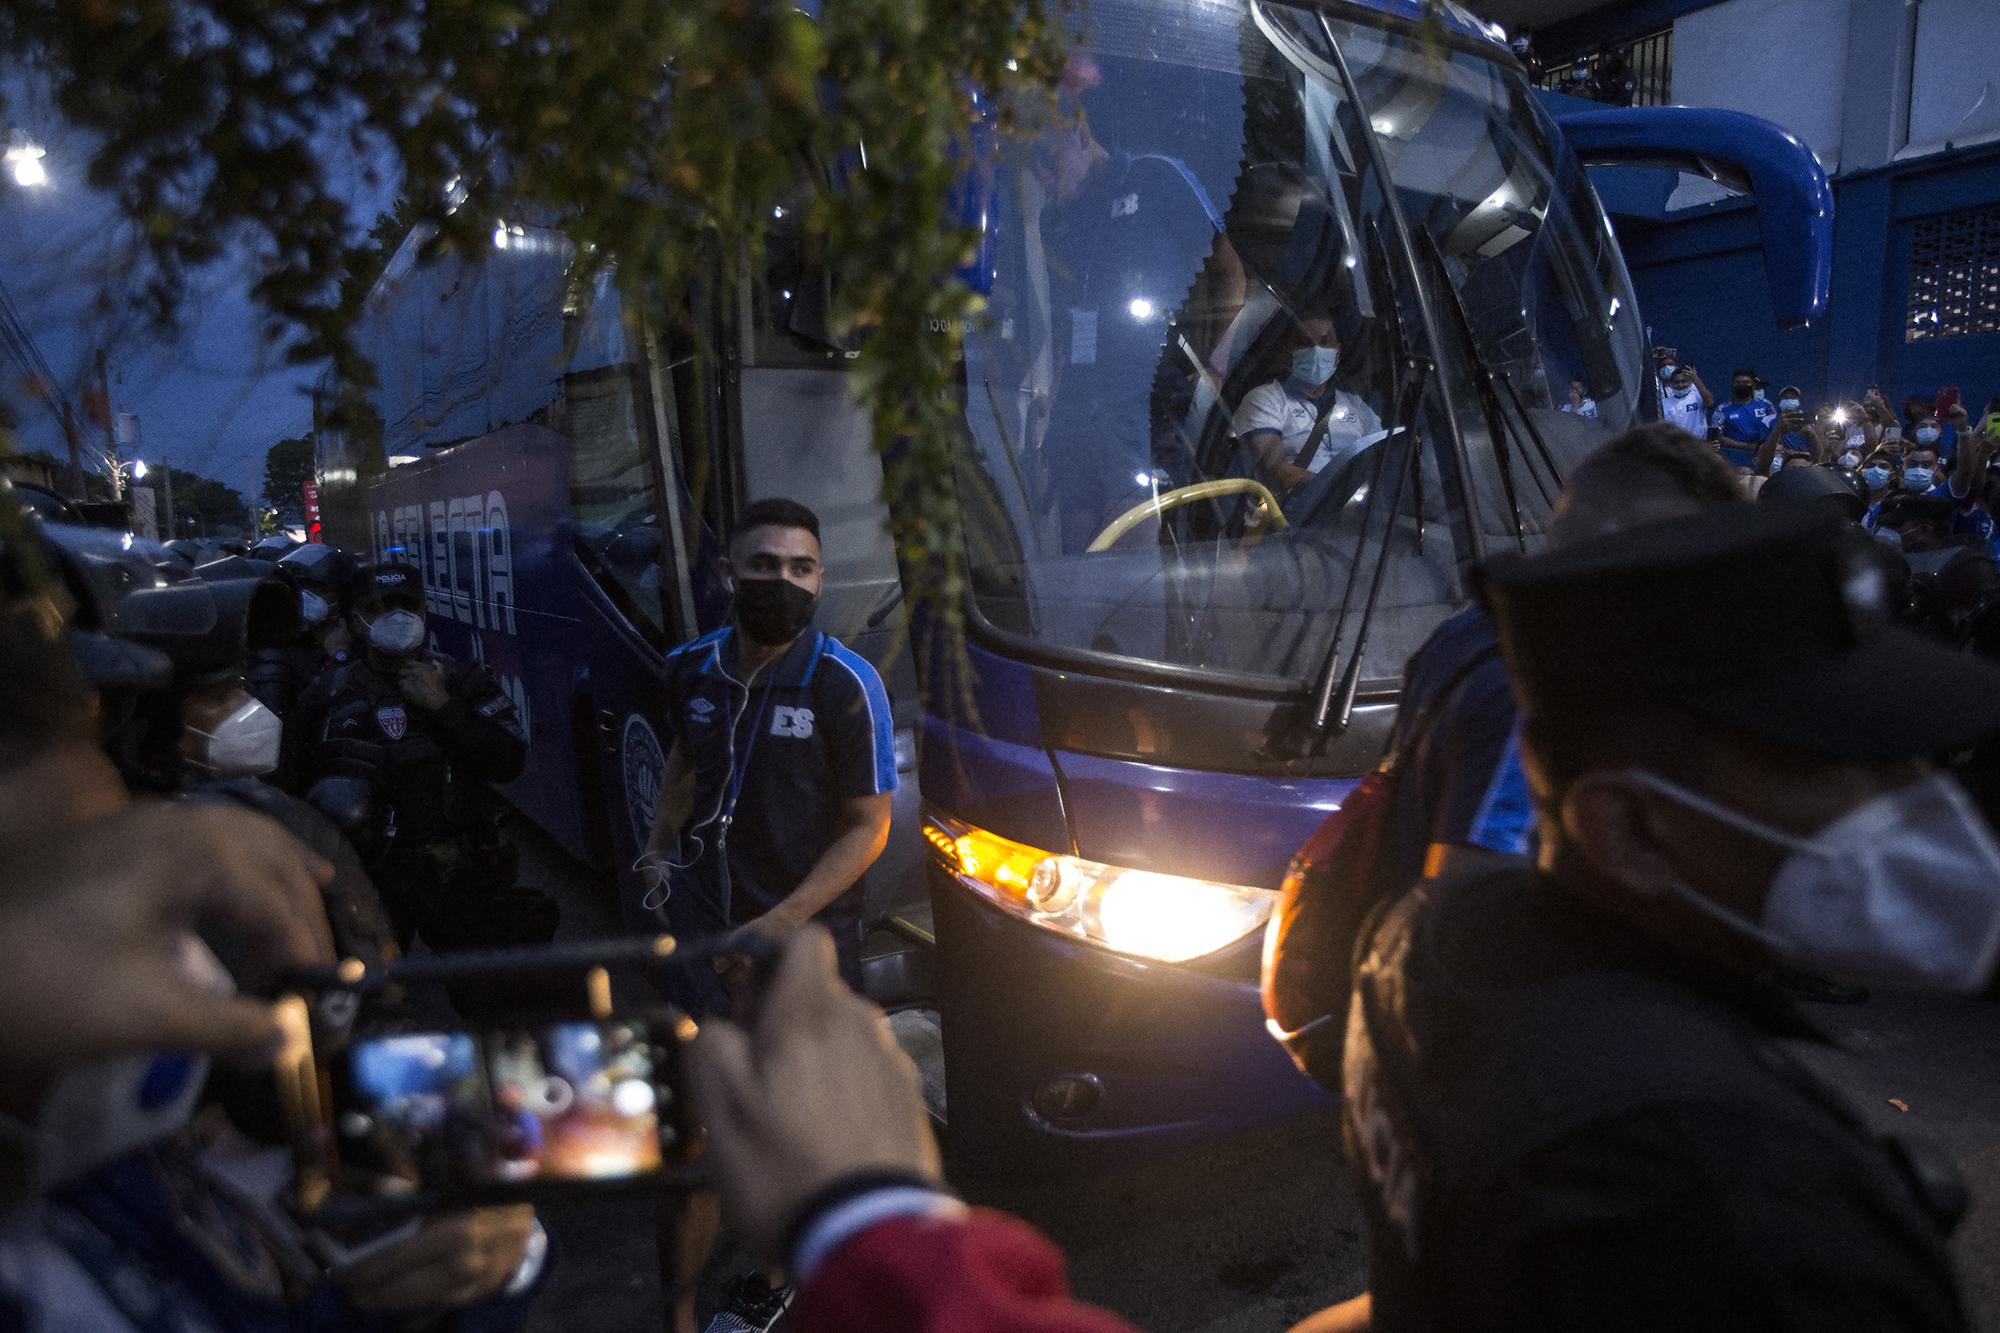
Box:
332;1207;539;1314
688;928;941;1263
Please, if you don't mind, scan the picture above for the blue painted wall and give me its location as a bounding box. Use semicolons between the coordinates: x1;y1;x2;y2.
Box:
1602;140;2000;408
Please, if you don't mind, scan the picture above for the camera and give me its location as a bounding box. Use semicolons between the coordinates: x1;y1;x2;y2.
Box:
274;934;773;1221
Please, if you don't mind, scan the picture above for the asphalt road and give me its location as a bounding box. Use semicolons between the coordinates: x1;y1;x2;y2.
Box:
510;817;1999;1333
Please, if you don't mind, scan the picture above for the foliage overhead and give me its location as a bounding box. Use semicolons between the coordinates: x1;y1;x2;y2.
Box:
1;0;1073;647
261;434;315;511
151;465;248;535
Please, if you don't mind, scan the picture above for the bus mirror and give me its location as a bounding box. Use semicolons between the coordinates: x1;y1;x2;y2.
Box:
1555;106;1833;330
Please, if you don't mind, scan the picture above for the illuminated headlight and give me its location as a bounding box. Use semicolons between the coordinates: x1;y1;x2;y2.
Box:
923;810;1276;964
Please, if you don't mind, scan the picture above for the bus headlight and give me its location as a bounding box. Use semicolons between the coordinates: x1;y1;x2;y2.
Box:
923;811;1276;964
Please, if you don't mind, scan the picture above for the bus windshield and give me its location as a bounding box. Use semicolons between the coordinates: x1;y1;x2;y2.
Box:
955;0;1645;691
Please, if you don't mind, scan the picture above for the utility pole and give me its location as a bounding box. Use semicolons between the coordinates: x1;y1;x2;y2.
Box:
95;349;121;499
60;404;84;498
117;413;168;534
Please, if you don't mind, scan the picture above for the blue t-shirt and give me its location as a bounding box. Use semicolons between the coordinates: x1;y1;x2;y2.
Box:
1711;398;1778;445
1388;605;1533;857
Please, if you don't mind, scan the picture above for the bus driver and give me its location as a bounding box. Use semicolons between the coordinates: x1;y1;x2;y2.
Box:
640;498;897;1013
1233;315;1382;495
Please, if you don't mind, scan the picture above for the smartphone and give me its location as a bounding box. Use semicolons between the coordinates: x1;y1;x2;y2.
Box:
1938;386;1962;416
295;1013;699;1215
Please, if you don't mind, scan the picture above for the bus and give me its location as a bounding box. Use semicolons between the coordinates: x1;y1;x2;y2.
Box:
911;0;1829;1165
316;0;1831;1168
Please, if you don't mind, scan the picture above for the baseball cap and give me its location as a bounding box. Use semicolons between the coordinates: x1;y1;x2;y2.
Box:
1476;505;2000;760
347;562;425;609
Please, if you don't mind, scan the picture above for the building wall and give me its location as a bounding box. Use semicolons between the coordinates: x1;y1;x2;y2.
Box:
1548;0;2000;408
1613;143;2000;407
1908;0;2000;158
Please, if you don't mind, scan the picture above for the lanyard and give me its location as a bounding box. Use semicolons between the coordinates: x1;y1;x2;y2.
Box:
713;666;781;922
718;669;781;837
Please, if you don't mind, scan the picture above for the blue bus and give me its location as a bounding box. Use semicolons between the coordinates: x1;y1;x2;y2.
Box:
317;0;1831;1167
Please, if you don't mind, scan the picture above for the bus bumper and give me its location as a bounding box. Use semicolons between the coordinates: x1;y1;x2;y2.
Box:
929;862;1332;1173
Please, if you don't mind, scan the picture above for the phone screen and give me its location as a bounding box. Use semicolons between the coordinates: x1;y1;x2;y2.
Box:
337;1019;672;1197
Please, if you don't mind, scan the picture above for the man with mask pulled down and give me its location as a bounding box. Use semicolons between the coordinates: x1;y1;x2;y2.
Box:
280;561;549;957
1335;504;2000;1333
640;498;896;1012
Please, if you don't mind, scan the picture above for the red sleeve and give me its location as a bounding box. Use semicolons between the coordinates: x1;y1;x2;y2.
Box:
794;1209;1139;1333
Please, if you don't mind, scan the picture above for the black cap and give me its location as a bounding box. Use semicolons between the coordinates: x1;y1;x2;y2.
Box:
1476;505;2000;760
1758;464;1868;522
348;561;425;610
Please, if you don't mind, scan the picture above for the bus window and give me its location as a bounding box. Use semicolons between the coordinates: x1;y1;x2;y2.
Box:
751;192;861;368
564;363;673;648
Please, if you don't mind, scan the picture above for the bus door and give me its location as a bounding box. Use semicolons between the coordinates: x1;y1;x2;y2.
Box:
562;312;704;895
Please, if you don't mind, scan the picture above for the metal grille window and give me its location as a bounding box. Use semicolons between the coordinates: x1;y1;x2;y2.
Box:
1905;208;2000;341
1536;29;1673;108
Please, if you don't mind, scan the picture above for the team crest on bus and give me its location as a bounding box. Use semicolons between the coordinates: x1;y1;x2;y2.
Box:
622;713;667;851
376;705;409;740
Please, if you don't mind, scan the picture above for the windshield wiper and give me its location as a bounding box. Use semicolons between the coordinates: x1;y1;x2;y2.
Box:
1309;353;1433;738
1492;370;1566;496
1414;230;1545;550
1292;219;1423;744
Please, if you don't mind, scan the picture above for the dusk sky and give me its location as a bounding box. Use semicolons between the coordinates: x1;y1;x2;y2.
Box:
0;74;394;510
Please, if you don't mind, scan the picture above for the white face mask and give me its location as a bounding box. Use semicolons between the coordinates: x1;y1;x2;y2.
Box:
1778;397;1802;412
185;694;283;777
1290;345;1338;386
299;590;331;626
1620;770;2000;992
367;609;426;655
1903;466;1936;490
1838;451;1863;469
1915;427;1942;446
25;935;225;1188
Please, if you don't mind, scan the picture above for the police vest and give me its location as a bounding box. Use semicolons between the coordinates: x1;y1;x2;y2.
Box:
310;658;484;842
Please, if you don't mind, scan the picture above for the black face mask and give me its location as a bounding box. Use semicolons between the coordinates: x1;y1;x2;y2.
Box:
733;577;817;647
1732;384;1754;401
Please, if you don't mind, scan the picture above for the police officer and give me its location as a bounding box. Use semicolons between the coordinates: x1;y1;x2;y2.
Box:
281;562;550;954
1264;425;1744;1086
1334;505;2000;1331
640;498;896;1010
246;543;355;716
